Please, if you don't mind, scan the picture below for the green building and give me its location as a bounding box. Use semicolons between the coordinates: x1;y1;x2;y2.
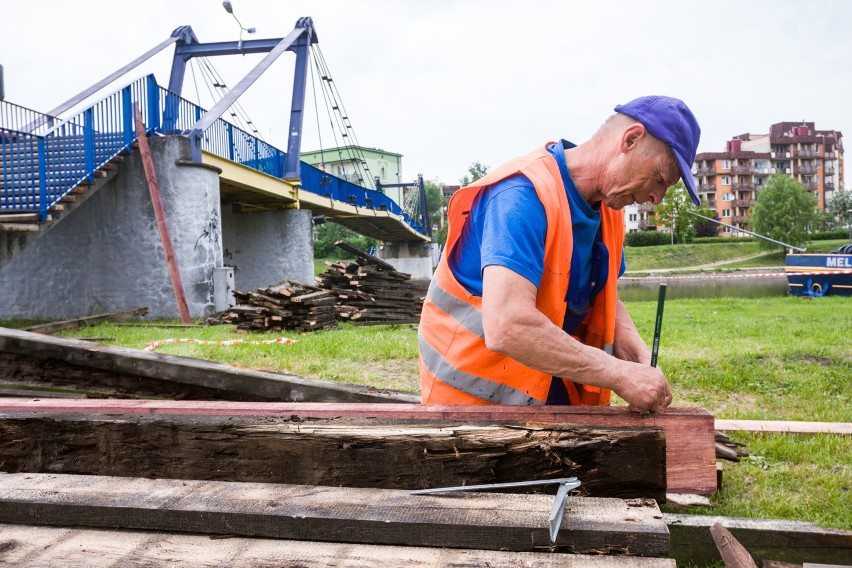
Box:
301;145;405;205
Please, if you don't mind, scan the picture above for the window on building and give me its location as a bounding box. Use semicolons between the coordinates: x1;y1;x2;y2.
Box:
629;213;638;222
722;209;731;218
722;176;731;186
723;193;734;202
721;160;731;169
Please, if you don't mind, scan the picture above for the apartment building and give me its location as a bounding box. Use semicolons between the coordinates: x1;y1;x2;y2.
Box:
693;122;844;235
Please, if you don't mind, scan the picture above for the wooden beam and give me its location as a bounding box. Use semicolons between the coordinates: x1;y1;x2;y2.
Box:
22;307;149;335
0;524;676;567
0;327;417;403
712;522;759;568
0;413;666;499
0;473;671;556
666;514;852;567
715;420;852;435
0;398;716;494
135;105;191;324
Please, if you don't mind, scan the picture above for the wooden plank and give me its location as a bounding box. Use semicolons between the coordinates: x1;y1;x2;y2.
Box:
135;105;192;324
335;240;398;271
23;307;149;335
0;398;716;494
0;524;675;567
0;413;666;499
0;327;417;403
0;473;670;556
666;514;852;567
715;420;852;435
712;522;759;568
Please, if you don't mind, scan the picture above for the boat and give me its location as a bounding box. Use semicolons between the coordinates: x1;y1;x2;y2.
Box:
785;244;852;297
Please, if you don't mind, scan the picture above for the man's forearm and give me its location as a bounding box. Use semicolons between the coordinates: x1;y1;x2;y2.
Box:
613;299;651;365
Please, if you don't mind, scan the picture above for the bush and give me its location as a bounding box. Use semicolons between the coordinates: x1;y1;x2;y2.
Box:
625;230;672;247
810;229;848;241
692;236;756;244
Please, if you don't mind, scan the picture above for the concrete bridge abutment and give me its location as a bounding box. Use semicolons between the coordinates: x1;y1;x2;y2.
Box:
375;241;437;280
0;136;315;321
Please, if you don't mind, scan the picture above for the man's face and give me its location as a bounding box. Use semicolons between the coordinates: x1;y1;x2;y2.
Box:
605;140;680;210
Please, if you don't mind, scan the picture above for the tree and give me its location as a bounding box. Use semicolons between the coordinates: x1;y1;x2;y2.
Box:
459;161;489;186
693;198;720;238
313;221;378;259
654;181;696;244
823;190;852;231
424;179;447;228
750;174;818;250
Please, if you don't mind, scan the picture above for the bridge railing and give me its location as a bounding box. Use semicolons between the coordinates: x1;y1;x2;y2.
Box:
154;85;426;235
0;74;426;235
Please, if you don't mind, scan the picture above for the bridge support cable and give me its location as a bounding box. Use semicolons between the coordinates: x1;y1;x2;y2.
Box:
310;45;376;190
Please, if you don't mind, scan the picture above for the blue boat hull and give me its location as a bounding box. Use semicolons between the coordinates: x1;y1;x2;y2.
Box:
785;253;852;297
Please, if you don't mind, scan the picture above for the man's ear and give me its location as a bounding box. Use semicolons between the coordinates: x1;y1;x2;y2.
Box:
620;123;646;154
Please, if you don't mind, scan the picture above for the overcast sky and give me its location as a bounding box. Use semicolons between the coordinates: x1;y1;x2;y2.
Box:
2;0;850;185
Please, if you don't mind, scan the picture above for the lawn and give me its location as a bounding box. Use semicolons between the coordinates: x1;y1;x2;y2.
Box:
44;295;852;531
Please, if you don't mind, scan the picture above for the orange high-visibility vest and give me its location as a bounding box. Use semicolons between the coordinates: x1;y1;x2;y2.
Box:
419;143;624;406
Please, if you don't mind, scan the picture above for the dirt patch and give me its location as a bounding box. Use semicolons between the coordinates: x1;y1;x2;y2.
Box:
791;355;833;367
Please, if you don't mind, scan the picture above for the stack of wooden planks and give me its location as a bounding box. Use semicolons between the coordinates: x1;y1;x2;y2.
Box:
315;241;424;325
206;282;339;332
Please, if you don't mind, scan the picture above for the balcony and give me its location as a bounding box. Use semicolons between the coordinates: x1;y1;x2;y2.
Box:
798;165;819;175
735;199;754;208
638;203;656;213
733;183;755;190
731;165;754;174
803;182;818;191
700;184;716;192
733;215;748;224
796;149;817;158
696;167;716;176
753;167;772;176
825;151;836;159
638;219;656;229
825;181;835;190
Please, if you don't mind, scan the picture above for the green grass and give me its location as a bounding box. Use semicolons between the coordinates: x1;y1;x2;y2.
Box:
624;238;850;272
624;241;764;271
723;239;850;270
50;295;852;531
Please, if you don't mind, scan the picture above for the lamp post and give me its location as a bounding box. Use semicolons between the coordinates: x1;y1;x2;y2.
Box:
222;1;256;51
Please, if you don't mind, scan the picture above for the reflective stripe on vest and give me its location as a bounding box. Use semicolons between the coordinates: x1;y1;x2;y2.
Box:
427;279;484;339
418;332;543;405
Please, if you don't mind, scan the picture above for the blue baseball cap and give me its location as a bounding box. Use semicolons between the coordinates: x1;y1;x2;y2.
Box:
614;96;702;205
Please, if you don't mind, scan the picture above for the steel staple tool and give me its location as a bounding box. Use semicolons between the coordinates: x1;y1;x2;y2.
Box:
410;477;582;543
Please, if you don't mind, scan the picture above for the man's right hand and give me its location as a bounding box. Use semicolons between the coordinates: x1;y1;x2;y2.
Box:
615;362;673;413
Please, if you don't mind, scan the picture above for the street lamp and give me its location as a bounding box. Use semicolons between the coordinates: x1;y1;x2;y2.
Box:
222;1;256;51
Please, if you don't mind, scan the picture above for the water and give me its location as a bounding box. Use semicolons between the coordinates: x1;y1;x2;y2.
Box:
618;272;788;301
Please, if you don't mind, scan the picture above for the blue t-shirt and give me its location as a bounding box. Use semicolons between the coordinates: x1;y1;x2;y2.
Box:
449;140;624;328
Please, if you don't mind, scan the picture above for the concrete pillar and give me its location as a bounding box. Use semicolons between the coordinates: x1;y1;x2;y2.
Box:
0;136;223;320
220;207;313;290
375;241;437;279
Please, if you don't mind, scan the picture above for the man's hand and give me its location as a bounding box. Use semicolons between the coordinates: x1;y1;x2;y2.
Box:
614;361;673;413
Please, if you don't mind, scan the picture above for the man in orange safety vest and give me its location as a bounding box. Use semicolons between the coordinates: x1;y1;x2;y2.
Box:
419;96;700;412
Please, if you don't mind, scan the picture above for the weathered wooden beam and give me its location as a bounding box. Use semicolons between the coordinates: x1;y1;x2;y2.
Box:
0;473;670;556
0;413;666;499
22;307;149;335
0;523;676;567
0;398;716;494
666;514;852;567
0;327;417;403
712;522;759;568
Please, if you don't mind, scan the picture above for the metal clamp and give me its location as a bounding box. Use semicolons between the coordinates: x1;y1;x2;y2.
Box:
411;477;581;543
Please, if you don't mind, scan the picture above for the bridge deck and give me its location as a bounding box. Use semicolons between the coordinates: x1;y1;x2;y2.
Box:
206;152;428;242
